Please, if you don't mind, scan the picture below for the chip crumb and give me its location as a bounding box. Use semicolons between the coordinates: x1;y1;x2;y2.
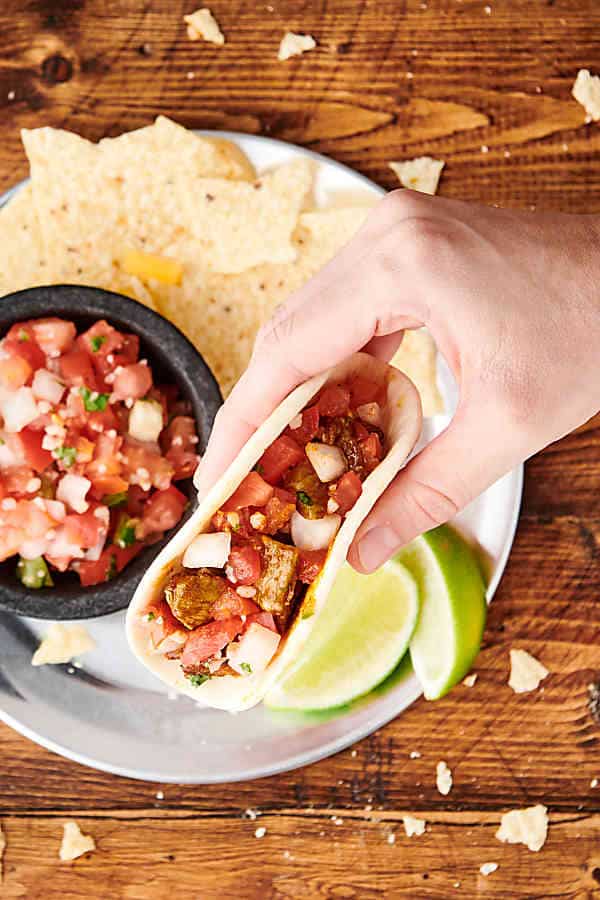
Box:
403;815;426;837
591;778;598;788
572;69;600;121
7;91;15;102
0;822;5;882
184;8;225;46
463;673;478;687
409;750;421;759
389;157;444;195
351;749;358;757
331;816;344;826
484;4;491;13
155;790;164;800
31;624;95;666
278;32;317;62
59;821;96;862
496;804;548;852
479;862;498;876
244;808;260;820
508;648;549;693
480;144;489;153
387;832;396;844
436;761;453;796
254;826;267;838
454;882;461;889
283;849;294;860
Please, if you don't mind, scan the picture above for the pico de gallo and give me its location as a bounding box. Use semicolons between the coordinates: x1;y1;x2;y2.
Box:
139;376;387;687
0;316;199;588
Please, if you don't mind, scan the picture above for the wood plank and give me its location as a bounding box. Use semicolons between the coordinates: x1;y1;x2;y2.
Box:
1;809;599;899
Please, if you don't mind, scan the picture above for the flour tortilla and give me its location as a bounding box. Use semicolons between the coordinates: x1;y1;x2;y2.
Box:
126;352;422;711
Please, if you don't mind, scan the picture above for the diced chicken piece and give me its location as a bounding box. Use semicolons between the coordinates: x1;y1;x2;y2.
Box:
164;569;225;629
254;536;299;631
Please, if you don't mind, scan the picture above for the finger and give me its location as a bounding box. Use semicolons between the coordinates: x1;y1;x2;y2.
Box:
363;332;404;362
348;403;525;572
196;199;427;495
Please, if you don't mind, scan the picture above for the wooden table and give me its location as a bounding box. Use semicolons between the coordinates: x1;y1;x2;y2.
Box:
1;2;599;897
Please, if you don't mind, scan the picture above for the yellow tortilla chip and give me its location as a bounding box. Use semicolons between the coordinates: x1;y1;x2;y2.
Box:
392;329;443;416
0;184;50;296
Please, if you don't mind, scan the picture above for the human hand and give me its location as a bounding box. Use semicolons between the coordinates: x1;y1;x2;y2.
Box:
195;190;600;572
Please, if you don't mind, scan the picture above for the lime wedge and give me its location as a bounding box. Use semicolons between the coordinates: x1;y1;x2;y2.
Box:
265;561;419;711
398;524;487;700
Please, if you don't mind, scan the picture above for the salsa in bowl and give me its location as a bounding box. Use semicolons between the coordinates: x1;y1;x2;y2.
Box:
0;285;221;619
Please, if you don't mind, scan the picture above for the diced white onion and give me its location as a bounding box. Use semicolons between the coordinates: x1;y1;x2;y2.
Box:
227;623;280;676
151;627;187;655
291;510;341;551
0;386;39;432
356;402;382;427
42;499;67;523
305;442;347;483
289;413;303;430
56;473;91;514
20;538;49;560
182;531;231;569
128;399;164;443
32;369;65;405
46;525;85;562
0;432;24;468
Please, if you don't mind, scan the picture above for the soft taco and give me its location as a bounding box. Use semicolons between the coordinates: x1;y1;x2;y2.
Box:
126;352;422;711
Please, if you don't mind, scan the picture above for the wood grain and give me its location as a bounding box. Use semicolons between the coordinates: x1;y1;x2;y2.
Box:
0;1;599;898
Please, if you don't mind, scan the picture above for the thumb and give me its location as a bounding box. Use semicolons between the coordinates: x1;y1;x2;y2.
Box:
348;404;521;573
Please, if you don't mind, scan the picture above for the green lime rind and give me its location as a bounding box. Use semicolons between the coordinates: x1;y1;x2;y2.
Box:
265;561;419;712
398;524;487;701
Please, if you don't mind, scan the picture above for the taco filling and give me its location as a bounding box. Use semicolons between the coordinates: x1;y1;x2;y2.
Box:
137;376;387;686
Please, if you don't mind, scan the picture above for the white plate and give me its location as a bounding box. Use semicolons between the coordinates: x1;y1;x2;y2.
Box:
0;133;523;782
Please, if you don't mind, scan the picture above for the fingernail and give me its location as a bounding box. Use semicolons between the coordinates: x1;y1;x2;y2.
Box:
357;526;399;572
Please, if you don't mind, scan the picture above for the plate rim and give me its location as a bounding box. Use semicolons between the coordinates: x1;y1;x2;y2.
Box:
0;131;524;782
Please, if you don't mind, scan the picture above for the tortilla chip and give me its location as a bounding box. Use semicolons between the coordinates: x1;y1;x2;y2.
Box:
572;69;600;121
0;184;50;296
389;157;445;195
22;125;312;287
392;329;444;416
278;32;316;61
155;207;370;395
184;8;225;45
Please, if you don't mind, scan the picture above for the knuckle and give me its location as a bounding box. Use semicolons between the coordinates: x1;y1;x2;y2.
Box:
405;479;461;531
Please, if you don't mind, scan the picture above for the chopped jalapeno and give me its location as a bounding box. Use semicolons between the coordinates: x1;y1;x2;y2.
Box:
187;673;210;687
16;556;54;589
103;491;128;508
79;386;110;412
114;514;137;549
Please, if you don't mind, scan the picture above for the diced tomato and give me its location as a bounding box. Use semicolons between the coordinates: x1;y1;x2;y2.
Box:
86;431;123;487
163;415;199;480
222;471;274;511
210;586;260;620
147;386;169;422
114;541;144;571
263;488;295;534
3;336;45;373
121;439;174;491
77;546;116;586
111;333;140;369
88;475;129;501
333;471;363;514
111;363;152;402
353;420;370;442
59;349;97;388
298;548;328;584
244;611;278;633
258;435;304;485
28;318;76;356
19;427;53;472
360;432;383;466
0;498;57;562
63;509;104;548
317;384;350;417
288;404;320;444
140;486;187;534
227;543;262;585
84;406;119;436
347;375;382;408
79;320;124;360
3;466;36;495
143;599;187;652
0;354;32;388
181;617;244;670
126;484;149;516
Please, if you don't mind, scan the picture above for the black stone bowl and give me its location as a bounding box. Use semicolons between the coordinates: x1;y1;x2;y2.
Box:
0;285;222;619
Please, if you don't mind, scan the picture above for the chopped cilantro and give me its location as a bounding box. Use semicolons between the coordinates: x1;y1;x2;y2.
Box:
106;553;118;581
255;463;264;475
90;335;106;352
115;515;137;549
17;329;29;342
55;445;77;467
145;611;156;621
0;437;5;446
297;490;313;506
103;490;128;507
240;662;253;674
79;386;110;412
187;673;210;687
